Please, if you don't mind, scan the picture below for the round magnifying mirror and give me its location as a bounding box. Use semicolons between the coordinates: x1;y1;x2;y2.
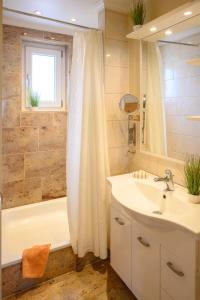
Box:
119;94;138;113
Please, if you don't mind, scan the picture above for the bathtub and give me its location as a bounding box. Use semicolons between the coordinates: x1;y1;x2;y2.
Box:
2;197;70;268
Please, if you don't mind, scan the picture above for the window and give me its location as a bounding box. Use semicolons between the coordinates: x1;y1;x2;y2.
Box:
23;42;66;110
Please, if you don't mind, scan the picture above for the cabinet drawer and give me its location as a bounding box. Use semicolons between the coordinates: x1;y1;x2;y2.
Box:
161;230;196;259
161;289;173;300
161;247;195;300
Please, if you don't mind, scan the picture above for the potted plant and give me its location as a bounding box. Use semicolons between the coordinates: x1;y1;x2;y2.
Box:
28;89;40;111
185;155;200;204
131;0;146;31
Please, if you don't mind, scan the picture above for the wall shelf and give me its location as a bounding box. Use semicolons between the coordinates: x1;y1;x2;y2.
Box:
186;116;200;121
187;58;200;66
127;2;200;41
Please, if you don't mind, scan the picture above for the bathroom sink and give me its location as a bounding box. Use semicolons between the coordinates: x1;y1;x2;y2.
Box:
107;173;200;236
134;181;187;217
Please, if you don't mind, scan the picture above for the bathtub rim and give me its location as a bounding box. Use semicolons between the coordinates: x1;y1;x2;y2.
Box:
2;197;71;269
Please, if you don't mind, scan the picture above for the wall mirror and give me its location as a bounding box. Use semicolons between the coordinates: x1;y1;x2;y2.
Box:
140;12;200;161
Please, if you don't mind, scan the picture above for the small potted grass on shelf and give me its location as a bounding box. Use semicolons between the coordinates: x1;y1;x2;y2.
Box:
28;89;40;111
131;0;146;32
185;154;200;204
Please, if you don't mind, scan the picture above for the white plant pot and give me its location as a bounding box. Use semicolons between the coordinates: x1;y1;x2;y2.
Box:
188;194;200;204
31;107;39;111
133;25;143;32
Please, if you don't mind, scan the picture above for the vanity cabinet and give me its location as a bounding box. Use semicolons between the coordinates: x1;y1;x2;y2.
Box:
132;220;160;300
110;206;132;290
110;199;198;300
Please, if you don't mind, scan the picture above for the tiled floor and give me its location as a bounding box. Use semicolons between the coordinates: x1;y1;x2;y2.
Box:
7;261;137;300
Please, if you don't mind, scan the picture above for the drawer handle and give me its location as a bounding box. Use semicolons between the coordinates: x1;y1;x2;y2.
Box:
137;236;150;247
114;217;125;226
166;262;184;277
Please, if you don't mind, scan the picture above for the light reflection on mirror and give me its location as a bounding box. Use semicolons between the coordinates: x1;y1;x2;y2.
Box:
141;23;200;161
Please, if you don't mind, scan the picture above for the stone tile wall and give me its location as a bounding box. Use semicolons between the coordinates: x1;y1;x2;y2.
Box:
2;25;72;208
2;247;100;298
161;34;200;160
103;10;131;175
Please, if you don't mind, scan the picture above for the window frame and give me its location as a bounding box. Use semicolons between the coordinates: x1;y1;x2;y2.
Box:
22;41;66;111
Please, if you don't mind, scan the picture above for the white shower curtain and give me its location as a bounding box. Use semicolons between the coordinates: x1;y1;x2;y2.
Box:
67;30;110;259
146;42;167;155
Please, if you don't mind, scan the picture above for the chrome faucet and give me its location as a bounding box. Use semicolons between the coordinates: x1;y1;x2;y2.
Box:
154;169;174;192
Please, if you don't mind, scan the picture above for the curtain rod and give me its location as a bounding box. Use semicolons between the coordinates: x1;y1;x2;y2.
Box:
3;7;99;31
158;40;199;47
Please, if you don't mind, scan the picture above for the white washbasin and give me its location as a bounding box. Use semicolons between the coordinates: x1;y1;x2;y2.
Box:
134;181;187;217
107;173;200;236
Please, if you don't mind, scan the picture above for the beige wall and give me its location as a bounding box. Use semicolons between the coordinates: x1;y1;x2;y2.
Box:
128;15;188;186
0;4;2;198
103;10;132;175
2;25;72;208
0;1;2;299
161;34;200;160
148;0;190;20
102;9;187;186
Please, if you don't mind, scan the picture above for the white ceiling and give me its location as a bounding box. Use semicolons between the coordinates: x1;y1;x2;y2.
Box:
3;0;104;34
3;0;130;34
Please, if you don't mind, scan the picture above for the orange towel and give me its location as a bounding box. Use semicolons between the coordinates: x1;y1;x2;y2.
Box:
22;244;51;279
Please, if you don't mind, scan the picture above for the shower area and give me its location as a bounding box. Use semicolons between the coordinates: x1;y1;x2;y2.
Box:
1;5;133;298
2;26;72;297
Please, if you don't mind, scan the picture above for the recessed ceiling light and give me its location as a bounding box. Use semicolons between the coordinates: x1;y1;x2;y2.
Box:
165;30;173;36
71;17;77;22
50;37;55;40
23;32;28;36
34;10;42;15
184;11;192;16
106;54;111;57
150;26;157;32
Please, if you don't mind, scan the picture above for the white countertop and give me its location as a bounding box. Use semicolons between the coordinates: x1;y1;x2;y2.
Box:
107;172;200;238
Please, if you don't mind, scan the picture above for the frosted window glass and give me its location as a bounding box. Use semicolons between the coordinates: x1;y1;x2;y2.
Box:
32;54;56;102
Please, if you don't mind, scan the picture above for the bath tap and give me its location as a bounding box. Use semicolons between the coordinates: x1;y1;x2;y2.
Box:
154;169;174;191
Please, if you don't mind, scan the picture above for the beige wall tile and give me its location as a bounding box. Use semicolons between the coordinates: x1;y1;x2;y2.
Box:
53;112;67;128
2;99;20;128
107;120;128;148
105;10;129;41
43;31;73;43
129;39;140;98
20;112;54;127
103;10;130;176
131;151;185;186
2;25;70;207
3;154;24;183
105;94;128;121
2;73;21;100
162;38;200;159
42;173;66;200
105;39;128;67
3;25;22;46
3;44;20;72
2;247;77;298
20;27;44;39
109;147;130;175
2;178;42;209
25;150;66;178
105;66;129;94
39;126;66;151
3;127;38;154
